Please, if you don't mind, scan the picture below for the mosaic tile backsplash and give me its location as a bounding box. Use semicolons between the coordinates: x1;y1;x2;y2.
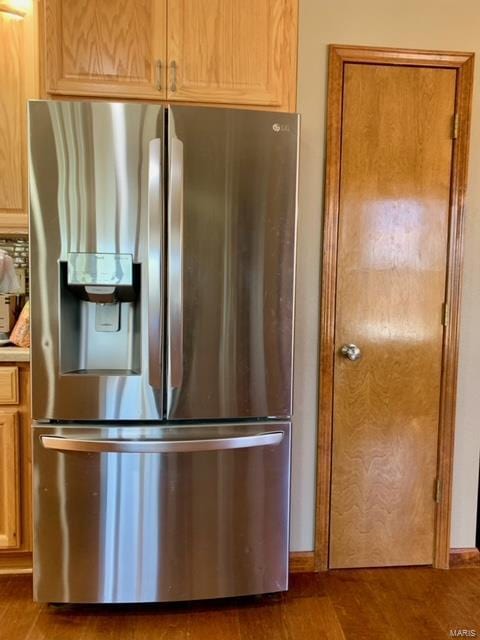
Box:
0;237;29;268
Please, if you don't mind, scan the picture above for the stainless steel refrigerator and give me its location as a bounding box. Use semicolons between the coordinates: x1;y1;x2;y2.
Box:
28;101;299;604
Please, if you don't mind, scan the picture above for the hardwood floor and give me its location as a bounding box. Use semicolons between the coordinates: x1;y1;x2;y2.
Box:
0;568;479;639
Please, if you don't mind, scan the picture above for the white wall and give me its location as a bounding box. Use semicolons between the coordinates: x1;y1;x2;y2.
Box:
290;0;480;551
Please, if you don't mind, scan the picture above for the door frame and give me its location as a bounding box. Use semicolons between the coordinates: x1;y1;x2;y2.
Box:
316;45;474;571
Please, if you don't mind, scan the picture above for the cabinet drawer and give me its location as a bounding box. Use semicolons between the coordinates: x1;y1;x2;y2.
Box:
0;367;19;404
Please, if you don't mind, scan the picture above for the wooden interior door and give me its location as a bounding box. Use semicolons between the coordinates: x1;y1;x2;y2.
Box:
0;410;20;549
329;63;457;568
44;0;167;99
166;0;297;111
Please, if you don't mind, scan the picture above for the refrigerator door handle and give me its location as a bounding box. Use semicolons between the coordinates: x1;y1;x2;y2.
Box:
41;431;284;454
147;138;163;389
168;135;184;389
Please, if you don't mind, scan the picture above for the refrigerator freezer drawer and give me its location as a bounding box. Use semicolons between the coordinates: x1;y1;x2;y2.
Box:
33;421;291;603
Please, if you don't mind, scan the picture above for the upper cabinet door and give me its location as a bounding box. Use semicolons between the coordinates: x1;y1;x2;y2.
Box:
167;0;298;111
0;8;36;235
44;0;167;99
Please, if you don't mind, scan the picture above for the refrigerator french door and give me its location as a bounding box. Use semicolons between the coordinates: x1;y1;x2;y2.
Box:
166;107;297;420
28;101;299;603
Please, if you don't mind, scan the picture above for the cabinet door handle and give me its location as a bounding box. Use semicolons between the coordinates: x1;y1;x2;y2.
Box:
169;60;177;92
155;59;162;91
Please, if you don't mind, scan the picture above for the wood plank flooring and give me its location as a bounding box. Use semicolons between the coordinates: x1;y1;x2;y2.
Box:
0;568;479;639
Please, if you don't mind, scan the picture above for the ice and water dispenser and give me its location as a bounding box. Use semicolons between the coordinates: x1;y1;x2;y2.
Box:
59;253;141;375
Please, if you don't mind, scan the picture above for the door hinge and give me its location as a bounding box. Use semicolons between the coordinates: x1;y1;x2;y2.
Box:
442;302;449;327
435;478;443;503
452;112;459;139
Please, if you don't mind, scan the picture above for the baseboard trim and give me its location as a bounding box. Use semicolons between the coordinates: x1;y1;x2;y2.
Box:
289;551;315;573
449;547;480;568
8;549;473;576
0;552;33;575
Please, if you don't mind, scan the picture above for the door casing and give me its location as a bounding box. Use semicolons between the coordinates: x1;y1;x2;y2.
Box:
316;44;474;571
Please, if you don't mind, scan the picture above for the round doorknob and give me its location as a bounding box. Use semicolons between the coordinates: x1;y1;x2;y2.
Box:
341;344;362;361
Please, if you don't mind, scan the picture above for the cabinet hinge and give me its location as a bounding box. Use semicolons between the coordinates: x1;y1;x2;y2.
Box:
442;302;450;327
452;112;459;140
435;478;443;504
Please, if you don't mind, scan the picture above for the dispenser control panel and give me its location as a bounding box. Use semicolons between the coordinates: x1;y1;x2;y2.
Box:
67;253;133;287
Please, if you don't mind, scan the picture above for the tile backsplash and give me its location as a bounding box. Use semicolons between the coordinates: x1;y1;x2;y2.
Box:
0;236;29;268
0;236;29;294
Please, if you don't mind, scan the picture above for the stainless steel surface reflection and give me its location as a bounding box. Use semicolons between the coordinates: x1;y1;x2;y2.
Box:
29;101;165;420
29;100;299;605
29;101;299;423
166;107;299;420
33;421;291;604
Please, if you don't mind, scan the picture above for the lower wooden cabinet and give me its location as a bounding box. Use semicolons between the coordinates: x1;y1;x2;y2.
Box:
0;410;20;548
0;363;32;572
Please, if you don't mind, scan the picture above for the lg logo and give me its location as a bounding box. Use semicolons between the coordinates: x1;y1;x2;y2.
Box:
272;123;290;132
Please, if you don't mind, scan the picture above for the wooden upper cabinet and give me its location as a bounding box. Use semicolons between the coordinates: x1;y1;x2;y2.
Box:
167;0;297;110
44;0;167;99
0;18;22;216
42;0;298;111
0;8;37;235
0;410;20;549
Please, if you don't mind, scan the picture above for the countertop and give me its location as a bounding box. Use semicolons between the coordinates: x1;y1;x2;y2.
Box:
0;346;30;362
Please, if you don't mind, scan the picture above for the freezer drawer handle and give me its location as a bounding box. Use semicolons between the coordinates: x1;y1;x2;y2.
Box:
40;432;284;454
